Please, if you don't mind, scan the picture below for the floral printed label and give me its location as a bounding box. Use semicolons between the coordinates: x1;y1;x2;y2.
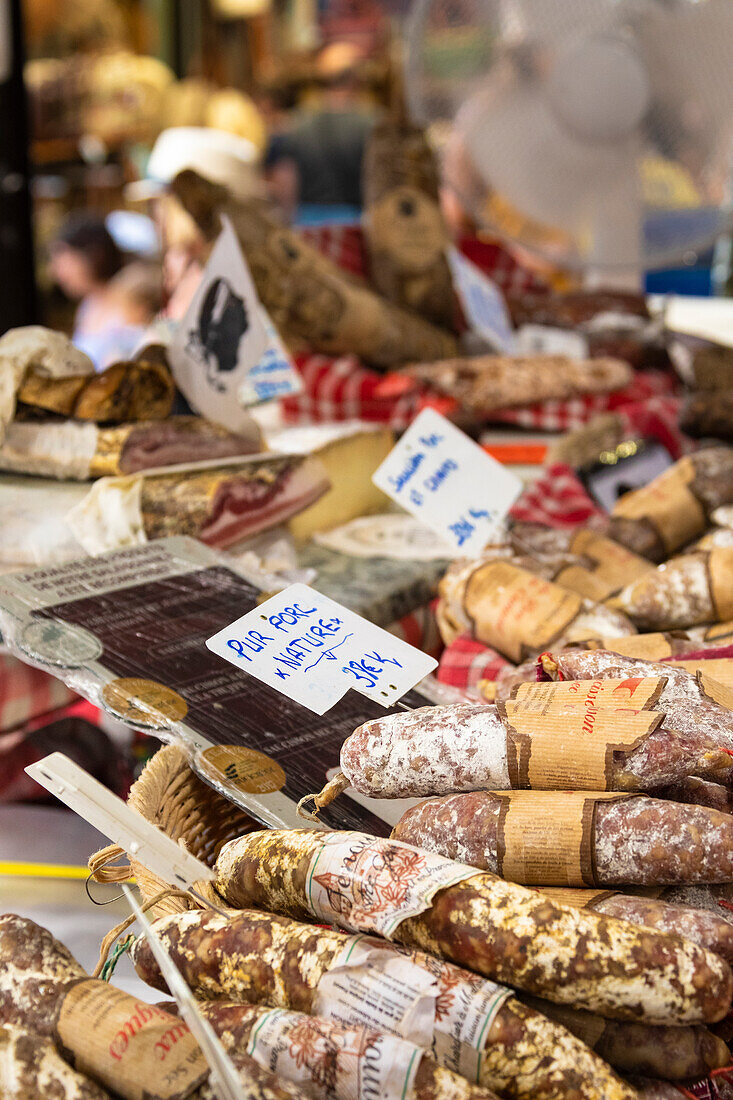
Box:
247;1008;422;1100
312;935;510;1084
305;832;476;939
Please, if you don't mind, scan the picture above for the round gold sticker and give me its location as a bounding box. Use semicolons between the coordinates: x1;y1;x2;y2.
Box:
101;678;188;728
201;746;286;794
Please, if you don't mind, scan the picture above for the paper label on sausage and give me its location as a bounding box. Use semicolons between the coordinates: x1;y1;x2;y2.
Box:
703;620;733;643
537;886;619;909
612;456;706;553
569;530;654;594
313;936;438;1050
552;565;612;602
305;832;475;939
504;709;662;789
696;671;733;710
508;676;666;712
494;791;629;887
463;561;582;663
313;935;510;1084
424;955;511;1083
672;659;733;691
707;549;733;623
599;633;675;661
247;1007;422;1100
54;980;208;1100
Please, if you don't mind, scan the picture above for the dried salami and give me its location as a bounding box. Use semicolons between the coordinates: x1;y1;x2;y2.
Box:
214;829;733;1025
611;548;733;632
537;888;733;963
515;997;730;1081
198;1001;503;1100
652;777;733;815
437;558;635;656
131;908;634;1100
608;447;733;562
391;790;733;886
313;697;731;806
539;649;733;753
0;1023;113;1099
0;915;303;1100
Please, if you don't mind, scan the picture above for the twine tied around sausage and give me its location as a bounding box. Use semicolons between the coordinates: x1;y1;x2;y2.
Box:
93;887;194;979
297;772;350;820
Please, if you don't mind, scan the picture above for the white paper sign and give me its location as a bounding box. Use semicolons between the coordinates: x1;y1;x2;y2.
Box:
372;409;523;556
514;324;589;360
206;583;437;715
447;247;515;352
25;753;215;889
238;306;303;406
169;216;270;431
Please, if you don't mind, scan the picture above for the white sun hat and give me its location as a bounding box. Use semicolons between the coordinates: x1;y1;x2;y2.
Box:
126;126;262;202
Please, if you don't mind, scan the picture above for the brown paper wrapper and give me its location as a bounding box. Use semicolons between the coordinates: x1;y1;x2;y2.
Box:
537;886;619;909
493;790;630;886
508;676;666;712
612;456;707;554
568;530;654;598
703;620;733;643
707;548;733;622
695;670;733;710
504;708;662;790
463;561;583;663
672;658;733;690
598;632;675;661
54;980;208;1100
553;565;612;603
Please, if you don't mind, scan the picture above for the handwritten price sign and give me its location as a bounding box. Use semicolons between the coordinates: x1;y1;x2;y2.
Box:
206;584;437;714
372;409;523;556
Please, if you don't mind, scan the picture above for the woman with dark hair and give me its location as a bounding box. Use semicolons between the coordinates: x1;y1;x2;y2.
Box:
49;214;159;368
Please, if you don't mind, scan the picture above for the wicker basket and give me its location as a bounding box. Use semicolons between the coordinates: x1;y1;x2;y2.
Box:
90;743;257;920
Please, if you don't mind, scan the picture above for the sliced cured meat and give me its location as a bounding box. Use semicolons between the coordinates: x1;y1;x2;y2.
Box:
0;416;264;480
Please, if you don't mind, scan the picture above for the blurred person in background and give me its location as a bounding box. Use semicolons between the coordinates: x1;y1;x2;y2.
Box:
49;215;162;367
128;126;265;321
265;41;376;220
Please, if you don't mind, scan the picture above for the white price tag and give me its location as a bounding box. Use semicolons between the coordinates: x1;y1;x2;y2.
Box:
372;409;522;556
514;324;589;360
447;247;515;352
238;306;303;406
169;217;270;431
25;753;214;890
206;583;437;715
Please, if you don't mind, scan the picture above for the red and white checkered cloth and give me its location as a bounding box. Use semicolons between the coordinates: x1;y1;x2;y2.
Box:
283;225;550;427
299;225;368;280
437;634;511;692
509;462;605;529
492;369;681;433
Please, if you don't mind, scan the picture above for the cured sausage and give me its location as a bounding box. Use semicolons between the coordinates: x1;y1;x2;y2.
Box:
539;649;733;753
611;549;733;632
312;698;732;806
0;914;304;1100
515;997;730;1081
608;447;733;562
214;829;733;1025
198;1001;503;1100
652;777;733;815
391;790;733;886
536;888;733;963
0;1024;113;1099
131;907;634;1100
437;558;635;655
